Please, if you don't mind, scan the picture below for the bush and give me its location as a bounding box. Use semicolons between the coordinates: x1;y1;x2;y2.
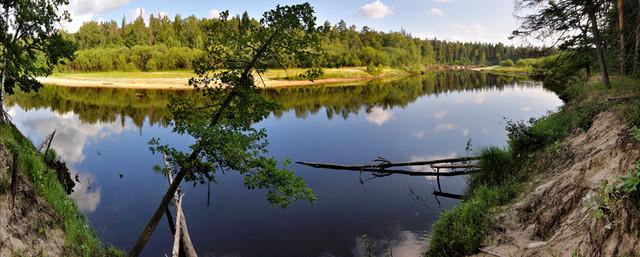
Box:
469;147;516;189
499;59;514;67
505;118;545;157
366;62;383;76
425;186;507;257
62;45;204;72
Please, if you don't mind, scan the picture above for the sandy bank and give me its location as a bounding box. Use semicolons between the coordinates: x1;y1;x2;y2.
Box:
37;76;385;90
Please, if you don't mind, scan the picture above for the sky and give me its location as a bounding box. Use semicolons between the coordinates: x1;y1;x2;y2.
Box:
61;0;532;45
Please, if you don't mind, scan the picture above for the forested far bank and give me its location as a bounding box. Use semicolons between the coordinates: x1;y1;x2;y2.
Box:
57;13;548;73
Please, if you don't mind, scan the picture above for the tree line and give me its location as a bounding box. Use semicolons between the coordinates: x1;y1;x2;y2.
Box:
59;12;546;72
513;0;640;86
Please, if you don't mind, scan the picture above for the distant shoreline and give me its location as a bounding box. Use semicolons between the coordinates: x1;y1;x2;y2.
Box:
37;67;410;90
36;66;529;90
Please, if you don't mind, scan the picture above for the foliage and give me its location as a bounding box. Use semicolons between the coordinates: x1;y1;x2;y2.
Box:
425;186;514;257
0;123;122;256
469;147;517;189
59;45;204;72
500;59;514;67
0;0;76;122
60;11;547;72
365;62;383;76
129;5;324;255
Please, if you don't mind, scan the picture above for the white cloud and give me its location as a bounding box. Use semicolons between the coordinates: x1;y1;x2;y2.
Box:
434;123;457;132
132;7;145;19
432;110;447;119
69;172;101;213
70;0;131;15
157;11;169;19
413;131;425;139
209;9;221;19
429;8;444;16
62;0;131;32
434;0;453;2
360;0;392;19
365;107;393;126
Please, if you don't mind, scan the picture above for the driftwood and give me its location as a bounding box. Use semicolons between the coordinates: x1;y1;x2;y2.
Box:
297;161;478;176
431;163;479;169
297;156;479;177
163;154;198;257
171;194;184;257
36;130;56;155
299;156;478;170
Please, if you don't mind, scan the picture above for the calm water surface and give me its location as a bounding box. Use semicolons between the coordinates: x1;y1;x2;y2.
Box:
6;72;562;257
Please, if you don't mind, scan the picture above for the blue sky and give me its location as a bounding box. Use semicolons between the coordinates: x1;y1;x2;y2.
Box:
62;0;529;45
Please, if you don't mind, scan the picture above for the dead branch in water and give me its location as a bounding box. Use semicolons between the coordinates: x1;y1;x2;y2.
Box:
298;156;478;170
296;161;478;177
430;163;479;169
297;155;479;177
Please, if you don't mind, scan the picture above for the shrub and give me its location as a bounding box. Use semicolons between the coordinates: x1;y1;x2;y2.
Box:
499;59;514;67
505;118;544;157
469;147;516;189
425;186;504;257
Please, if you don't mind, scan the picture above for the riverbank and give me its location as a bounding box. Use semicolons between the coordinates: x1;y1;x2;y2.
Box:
0;123;121;256
425;76;640;256
39;67;410;89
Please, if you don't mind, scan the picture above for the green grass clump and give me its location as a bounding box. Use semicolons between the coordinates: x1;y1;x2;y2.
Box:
425;185;515;257
425;147;520;257
468;147;516;189
0;123;122;257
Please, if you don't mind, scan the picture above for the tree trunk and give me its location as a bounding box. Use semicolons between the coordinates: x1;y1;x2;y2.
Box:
128;28;279;257
617;0;625;75
635;0;640;75
586;0;611;87
0;5;8;124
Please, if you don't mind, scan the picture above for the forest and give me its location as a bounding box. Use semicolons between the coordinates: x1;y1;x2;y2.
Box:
57;12;546;73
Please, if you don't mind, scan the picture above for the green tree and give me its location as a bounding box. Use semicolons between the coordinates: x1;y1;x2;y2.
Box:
513;0;611;87
0;0;75;123
127;4;320;256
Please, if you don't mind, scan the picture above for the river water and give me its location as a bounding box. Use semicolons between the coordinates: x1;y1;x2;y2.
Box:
6;72;562;257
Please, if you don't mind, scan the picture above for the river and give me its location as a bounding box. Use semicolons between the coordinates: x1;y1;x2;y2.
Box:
5;71;562;257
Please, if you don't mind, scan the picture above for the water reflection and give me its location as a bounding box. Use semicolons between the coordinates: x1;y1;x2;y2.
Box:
350;230;429;257
365;107;393;126
6;72;533;128
3;71;563;257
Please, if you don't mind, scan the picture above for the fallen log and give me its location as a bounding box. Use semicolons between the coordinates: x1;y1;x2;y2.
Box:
431;163;479;169
164;154;198;257
297;161;478;177
297;156;478;170
171;194;184;257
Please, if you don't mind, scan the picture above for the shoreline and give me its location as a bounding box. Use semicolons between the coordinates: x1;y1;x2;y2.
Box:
38;67;412;90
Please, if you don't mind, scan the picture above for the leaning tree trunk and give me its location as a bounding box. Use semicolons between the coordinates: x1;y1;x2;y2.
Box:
617;0;625;75
586;0;611;87
128;30;279;257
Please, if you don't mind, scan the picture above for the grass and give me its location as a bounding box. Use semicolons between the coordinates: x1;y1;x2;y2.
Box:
425;147;519;257
0;123;122;257
425;75;640;257
50;67;409;81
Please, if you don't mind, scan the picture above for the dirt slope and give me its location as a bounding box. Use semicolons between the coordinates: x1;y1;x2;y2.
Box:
0;143;66;257
474;111;640;257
